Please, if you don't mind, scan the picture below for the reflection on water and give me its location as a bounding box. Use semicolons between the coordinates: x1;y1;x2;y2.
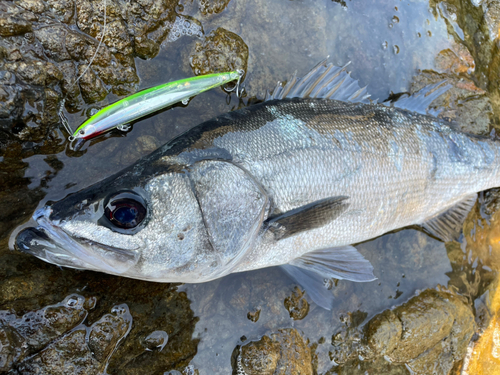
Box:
2;0;500;373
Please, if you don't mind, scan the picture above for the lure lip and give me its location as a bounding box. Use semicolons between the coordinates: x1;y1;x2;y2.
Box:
70;70;243;141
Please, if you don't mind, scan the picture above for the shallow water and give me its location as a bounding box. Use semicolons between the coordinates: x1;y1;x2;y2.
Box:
1;0;500;373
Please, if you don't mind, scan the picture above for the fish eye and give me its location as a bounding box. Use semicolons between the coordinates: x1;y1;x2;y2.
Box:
104;192;147;230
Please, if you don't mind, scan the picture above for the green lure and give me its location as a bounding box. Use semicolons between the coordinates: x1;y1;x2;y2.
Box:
71;71;243;141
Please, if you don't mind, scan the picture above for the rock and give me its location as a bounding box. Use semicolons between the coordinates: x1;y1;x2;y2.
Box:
77;64;108;103
87;304;132;363
237;328;313;375
0;294;92;371
198;0;232;15
335;356;410;374
389;290;455;363
190;27;248;76
14;303;132;375
363;288;475;373
141;330;169;351
283;287;309;321
239;335;280;375
247;309;261;323
0;15;32;37
365;309;402;356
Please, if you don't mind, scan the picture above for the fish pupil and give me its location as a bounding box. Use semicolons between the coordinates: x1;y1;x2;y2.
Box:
113;205;138;224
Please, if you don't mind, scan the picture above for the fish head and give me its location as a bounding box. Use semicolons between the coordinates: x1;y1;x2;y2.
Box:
15;158;269;283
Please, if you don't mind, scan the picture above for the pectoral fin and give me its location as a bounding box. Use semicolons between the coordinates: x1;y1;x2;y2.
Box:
281;245;376;310
266;196;350;240
421;194;477;242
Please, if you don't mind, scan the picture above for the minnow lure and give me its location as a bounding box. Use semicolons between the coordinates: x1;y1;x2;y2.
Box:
69;70;243;141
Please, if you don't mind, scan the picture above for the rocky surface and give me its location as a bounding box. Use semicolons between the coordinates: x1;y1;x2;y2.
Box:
0;0;181;157
189;27;248;77
237;328;313;375
0;294;132;374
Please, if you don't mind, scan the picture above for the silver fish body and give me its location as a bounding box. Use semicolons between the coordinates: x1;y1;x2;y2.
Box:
15;97;500;284
14;60;500;298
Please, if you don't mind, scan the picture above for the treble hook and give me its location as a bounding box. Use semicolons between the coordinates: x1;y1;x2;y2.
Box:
223;69;246;97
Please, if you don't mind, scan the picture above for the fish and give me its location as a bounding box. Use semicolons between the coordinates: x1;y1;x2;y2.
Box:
70;71;243;141
15;61;500;309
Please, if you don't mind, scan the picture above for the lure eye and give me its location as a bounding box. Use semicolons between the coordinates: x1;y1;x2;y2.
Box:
104;192;146;230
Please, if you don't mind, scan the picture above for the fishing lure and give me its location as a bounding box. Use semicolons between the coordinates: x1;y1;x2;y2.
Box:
69;70;244;141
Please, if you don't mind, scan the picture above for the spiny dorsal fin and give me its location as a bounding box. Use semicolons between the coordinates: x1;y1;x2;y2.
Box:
265;60;370;103
421;194;477;242
386;81;452;115
266;196;350;240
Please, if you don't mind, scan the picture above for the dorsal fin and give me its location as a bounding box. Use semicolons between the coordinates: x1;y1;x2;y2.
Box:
265;60;371;103
385;81;452;115
265;60;452;116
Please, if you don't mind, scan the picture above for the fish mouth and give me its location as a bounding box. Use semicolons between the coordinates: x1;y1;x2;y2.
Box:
16;207;140;275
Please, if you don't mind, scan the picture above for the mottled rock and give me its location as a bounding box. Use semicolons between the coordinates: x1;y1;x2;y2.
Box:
190;27;248;76
389;290;455;362
407;336;455;375
363;288;475;372
0;294;91;371
14;303;132;375
78;64;108;103
238;329;313;375
0;15;32;37
284;287;309;321
247;309;261;323
87;304;132;363
365;309;402;356
239;335;280;375
198;0;231;15
335;356;410;374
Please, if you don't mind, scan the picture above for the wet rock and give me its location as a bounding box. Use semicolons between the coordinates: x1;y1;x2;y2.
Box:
15;304;132;375
87;304;132;363
389;290;455;362
365;309;402;356
363;288;475;372
76;0;177;60
0;15;32;37
141;330;169;351
77;64;108;103
15;0;46;15
238;328;313;375
334;356;410;375
198;0;231;15
247;309;261;323
283;287;309;320
190;27;248;76
0;294;91;371
239;335;280;375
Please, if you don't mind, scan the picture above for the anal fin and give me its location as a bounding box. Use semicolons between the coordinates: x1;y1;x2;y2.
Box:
421;194;477;242
266;196;349;240
281;245;376;310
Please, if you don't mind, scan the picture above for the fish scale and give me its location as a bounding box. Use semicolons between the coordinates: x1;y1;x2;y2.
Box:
210;98;500;272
